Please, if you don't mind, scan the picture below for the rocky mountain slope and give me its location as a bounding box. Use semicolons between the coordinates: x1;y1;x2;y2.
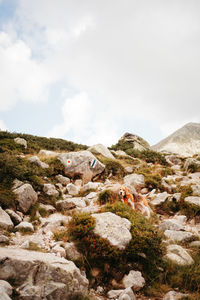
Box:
152;122;200;157
0;130;200;299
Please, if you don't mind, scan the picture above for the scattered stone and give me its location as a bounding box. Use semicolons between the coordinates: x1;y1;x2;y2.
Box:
5;209;22;225
13;183;38;213
88;144;115;159
0;235;9;244
28;155;49;168
169;193;181;203
184;158;200;172
58;150;105;183
122;270;145;290
140;188;148;194
108;289;124;299
165;244;194;266
0;280;12;300
14;137;27;148
39;203;56;214
166;155;182;166
164;230;194;243
56;199;76;211
125;166;133;173
119;287;136;300
43;183;59;197
55;174;70;186
15;221;34;232
191;184;200;196
115;150;129;157
86;192;98;200
92;212;132;250
66;183;80;196
74;179;82;187
0;247;88;299
51;244;66;257
124;173;145;190
64;242;82;261
163;290;189;300
20;240;30;249
184;196;200;207
38;149;59;156
151;192;169;206
159;219;184;232
41;213;71;230
0;207;14;230
189;240;200;248
82;182;101;192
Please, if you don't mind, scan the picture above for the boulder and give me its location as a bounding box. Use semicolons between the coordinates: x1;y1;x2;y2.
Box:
88;144;115;159
0;207;14;230
28;156;49;169
163;291;188;300
14;137;27;148
122;270;145;291
56;198;86;211
124;173;145;190
43;184;59;197
13;183;38;213
15;221;34;232
184;158;200;172
118;132;150;151
164;230;194;243
66;183;79;196
81;182;101;192
0;280;12;300
92;212;132;250
151;192;169;206
159;219;184;232
39;203;56;214
55;175;70;186
165;244;194;266
184;196;200;207
5;209;22;225
38;149;59;156
41;213;71;231
58;150;105;183
0;247;88;299
0;235;9;244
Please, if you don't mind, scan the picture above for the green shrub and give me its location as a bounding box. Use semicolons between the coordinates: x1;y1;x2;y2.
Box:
0;188;16;209
68;203;164;284
99;158;125;179
98;189;117;205
144;174;162;190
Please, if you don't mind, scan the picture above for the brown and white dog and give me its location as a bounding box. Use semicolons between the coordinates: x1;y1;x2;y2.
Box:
119;186;151;219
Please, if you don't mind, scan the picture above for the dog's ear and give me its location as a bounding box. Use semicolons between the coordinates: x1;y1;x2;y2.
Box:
125;187;130;193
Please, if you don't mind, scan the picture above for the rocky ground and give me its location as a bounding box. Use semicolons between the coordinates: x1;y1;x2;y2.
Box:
0;133;200;299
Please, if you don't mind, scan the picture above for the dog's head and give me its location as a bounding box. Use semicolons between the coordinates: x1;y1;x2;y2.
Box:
119;186;130;198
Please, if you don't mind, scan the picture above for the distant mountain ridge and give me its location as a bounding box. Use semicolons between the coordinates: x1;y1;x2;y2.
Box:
152;122;200;156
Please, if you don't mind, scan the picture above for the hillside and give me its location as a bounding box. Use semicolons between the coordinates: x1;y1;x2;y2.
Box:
152;122;200;157
0;131;200;299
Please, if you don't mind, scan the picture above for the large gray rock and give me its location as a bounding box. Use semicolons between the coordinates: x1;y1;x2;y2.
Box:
0;247;88;299
184;196;200;207
163;291;188;300
56;175;70;186
164;230;194;243
5;209;22;225
124;173;145;190
88;144;115;159
58;151;105;183
15;221;34;232
165;244;194;266
13;183;38;213
159;219;184;232
14;137;27;148
0;280;12;300
28;156;49;169
66;183;79;196
92;212;132;250
0;207;14;230
151;192;169;206
56;197;86;211
43;183;59;197
122;270;145;291
81;182;101;192
184;157;200;172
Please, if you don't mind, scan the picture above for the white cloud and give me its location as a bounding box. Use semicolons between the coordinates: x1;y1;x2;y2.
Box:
2;0;200;144
48;92;119;146
0;31;57;111
0;119;8;131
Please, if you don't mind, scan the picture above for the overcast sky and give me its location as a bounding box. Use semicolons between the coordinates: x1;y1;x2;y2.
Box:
0;0;200;146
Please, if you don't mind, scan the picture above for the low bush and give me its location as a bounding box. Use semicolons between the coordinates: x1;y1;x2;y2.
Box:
67;203;164;286
98;189;118;205
99;158;126;179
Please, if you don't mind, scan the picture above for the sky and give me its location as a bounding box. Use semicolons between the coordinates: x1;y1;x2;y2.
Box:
0;0;200;147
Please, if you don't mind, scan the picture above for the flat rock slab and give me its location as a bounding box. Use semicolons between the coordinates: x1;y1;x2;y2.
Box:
165;244;194;266
184;196;200;207
0;247;88;299
92;212;132;250
164;230;194;243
